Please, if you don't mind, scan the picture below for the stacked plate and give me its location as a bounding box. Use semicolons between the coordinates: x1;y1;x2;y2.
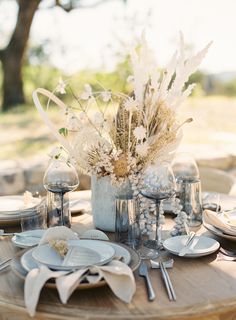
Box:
203;209;236;242
0;195;41;226
19;239;133;273
11;238;141;290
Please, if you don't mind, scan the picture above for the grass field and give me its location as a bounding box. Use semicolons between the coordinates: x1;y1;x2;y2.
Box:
1;95;236;161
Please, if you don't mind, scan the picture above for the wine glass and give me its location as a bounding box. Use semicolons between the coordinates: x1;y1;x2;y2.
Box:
43;159;79;226
171;152;199;182
139;163;176;258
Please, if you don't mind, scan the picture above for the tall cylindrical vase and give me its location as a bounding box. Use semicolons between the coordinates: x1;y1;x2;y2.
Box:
91;175;133;232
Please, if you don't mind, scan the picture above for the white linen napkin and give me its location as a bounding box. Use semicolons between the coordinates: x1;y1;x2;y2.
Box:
56;260;135;304
24;226;136;317
38;226;78;245
25;265;69;317
203;209;236;235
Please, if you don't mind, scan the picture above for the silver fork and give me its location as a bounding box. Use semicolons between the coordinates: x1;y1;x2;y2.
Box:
139;261;155;301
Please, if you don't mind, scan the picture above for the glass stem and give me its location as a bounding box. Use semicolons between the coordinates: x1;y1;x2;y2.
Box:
60;193;64;226
155;200;161;246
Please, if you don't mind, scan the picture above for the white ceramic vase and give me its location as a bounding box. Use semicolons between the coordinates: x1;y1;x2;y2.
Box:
91;175;133;232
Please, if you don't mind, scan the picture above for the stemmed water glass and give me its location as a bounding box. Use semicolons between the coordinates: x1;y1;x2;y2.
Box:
43;159;79;226
171;152;199;182
139;163;176;258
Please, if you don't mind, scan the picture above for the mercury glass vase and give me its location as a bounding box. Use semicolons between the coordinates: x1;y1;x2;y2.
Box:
91;175;133;232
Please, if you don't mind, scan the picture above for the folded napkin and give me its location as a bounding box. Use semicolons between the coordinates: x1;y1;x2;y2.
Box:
24;226;136;317
203;209;236;236
38;226;78;245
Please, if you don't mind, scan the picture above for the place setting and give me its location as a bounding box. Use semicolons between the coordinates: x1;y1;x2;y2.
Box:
7;225;139;316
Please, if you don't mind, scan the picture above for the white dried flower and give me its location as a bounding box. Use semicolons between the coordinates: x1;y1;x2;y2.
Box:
66;113;80;131
55;77;67;94
136;142;149;157
127;75;134;83
101;91;111;102
78;112;87;123
49;146;63;159
133;125;146;141
92;112;104;126
80;84;92;100
124;97;138;113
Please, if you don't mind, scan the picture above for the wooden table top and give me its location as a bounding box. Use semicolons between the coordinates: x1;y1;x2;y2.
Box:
1;192;236;320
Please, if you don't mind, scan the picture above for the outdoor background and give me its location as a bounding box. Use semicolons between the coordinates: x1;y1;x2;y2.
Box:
0;0;236;165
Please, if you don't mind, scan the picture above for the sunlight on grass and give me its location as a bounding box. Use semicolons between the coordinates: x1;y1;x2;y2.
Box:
1;96;236;161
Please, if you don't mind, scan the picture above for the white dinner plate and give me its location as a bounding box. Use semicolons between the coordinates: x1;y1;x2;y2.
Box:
21;241;131;272
220;210;236;228
11;229;46;248
0;196;40;214
32;239;115;270
69;199;91;214
0;209;40;220
163;235;220;258
203;221;236;242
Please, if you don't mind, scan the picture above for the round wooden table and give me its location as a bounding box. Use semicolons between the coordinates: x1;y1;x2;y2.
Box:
1;192;236;320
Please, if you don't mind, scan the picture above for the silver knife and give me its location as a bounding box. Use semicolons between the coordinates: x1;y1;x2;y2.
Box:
179;235;199;257
139;261;155;301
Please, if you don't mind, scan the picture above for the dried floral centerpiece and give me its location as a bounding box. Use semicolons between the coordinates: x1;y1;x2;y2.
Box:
33;33;211;231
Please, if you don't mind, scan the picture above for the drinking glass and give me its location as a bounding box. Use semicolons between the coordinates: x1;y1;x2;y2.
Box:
171;152;199;184
20;201;47;232
172;153;202;227
139;163;176;258
115;196;141;249
179;178;202;227
43;159;79;226
202;192;221;212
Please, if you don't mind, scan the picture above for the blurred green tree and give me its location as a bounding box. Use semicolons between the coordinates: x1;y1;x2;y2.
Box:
0;0;126;111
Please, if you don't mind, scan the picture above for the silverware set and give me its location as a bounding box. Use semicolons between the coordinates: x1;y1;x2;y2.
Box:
138;247;236;301
139;259;176;301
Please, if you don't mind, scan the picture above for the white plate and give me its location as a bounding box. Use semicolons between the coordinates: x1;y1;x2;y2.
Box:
0;209;40;220
11;229;46;248
32;239;115;270
107;242;131;265
203;221;236;242
70;199;91;214
163;235;220;258
0;196;40;213
21;241;131;272
220;210;236;228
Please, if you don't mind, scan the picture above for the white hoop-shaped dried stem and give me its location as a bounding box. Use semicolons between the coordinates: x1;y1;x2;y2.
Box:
32;88;76;157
